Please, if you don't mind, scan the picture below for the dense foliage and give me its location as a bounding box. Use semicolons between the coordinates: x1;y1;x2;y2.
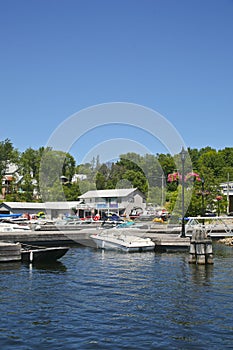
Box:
0;139;232;216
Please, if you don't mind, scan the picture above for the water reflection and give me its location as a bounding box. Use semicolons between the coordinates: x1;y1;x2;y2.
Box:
23;260;67;273
213;242;233;258
0;261;21;271
1;246;233;349
189;264;214;286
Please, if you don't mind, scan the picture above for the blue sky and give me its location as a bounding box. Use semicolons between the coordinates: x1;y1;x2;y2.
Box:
1;0;233;164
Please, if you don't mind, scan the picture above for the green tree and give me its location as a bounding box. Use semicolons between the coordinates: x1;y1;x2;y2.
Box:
62;154;76;182
39;148;75;202
107;163;126;188
96;172;107;190
157;153;176;177
122;170;148;194
117;153;144;174
0;139;19;176
19;147;43;199
198;150;225;178
18;173;35;201
187;147;200;170
63;182;81;201
20;148;39;177
147;186;165;207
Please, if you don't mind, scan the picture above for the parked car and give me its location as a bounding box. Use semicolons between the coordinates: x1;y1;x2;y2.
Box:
204;211;216;217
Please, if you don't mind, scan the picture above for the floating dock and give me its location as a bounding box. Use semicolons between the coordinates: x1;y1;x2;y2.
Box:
0;228;191;252
0;217;233;257
151;234;190;252
0;230;93;247
0;242;21;262
1;216;233;262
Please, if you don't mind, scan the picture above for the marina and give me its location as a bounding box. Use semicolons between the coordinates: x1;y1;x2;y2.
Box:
0;216;233;260
1;0;233;348
0;217;189;253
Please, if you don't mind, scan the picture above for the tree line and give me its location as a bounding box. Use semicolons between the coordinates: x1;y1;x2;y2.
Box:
1;138;232;216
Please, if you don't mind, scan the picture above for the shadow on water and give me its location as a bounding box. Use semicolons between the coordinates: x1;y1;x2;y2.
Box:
0;259;67;273
22;260;67;272
189;242;233;286
213;241;233;258
0;261;21;271
189;263;214;286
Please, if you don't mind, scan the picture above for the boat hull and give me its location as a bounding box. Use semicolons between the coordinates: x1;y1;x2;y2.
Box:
21;246;69;263
90;234;155;252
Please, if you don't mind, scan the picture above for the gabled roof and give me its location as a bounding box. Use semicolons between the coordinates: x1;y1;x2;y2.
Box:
44;201;79;209
0;202;44;210
0;201;80;210
79;188;143;199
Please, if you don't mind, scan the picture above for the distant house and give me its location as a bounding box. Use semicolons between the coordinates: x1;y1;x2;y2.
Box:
220;181;233;213
1;162;40;200
72;174;87;182
58;174;87;184
78;188;146;217
1;163;23;199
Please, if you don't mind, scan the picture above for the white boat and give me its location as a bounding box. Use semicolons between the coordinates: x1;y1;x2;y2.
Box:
90;229;155;252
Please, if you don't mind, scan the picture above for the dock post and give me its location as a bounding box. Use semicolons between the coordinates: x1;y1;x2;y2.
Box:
205;241;214;264
189;240;197;263
29;251;33;262
189;228;213;265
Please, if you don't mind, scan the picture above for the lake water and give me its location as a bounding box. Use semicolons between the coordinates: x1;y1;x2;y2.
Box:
0;243;233;349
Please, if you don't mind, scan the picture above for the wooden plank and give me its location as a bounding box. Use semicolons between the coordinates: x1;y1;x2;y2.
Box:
0;242;21;262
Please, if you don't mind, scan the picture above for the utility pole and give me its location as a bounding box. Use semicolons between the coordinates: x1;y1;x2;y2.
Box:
161;173;165;206
181;147;186;238
227;173;230;215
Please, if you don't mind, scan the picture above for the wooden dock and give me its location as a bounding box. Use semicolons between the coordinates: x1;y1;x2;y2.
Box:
0;242;21;262
151;235;190;252
0;229;99;248
0;228;191;252
2;218;233;261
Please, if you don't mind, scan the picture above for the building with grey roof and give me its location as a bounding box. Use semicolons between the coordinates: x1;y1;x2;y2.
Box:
0;188;146;219
0;201;79;219
78;188;146;217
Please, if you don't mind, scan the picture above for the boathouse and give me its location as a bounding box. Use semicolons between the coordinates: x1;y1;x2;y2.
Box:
0;202;44;216
78;188;146;217
0;201;80;219
0;188;146;220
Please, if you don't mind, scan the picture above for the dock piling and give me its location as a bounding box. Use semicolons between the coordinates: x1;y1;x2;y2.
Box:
189;228;213;264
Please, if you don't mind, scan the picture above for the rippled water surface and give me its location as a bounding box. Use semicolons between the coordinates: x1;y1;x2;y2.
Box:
1;243;233;349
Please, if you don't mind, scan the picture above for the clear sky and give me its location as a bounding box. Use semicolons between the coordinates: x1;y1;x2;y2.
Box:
1;0;233;164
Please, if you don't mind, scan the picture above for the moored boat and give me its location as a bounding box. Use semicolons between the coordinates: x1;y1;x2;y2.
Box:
20;244;69;263
0;222;31;232
90;230;155;252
